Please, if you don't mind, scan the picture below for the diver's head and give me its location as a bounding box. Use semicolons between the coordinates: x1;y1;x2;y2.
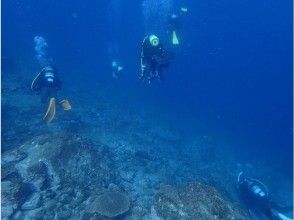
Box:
149;35;160;47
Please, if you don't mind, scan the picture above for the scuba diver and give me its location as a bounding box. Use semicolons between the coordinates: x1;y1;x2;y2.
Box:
111;59;124;79
237;172;293;220
31;65;71;123
140;34;174;83
167;7;188;45
107;42;124;79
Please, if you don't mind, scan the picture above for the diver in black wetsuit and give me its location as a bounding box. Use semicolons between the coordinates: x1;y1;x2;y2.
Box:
237;172;293;220
31;65;71;123
31;65;61;103
140;34;173;83
111;59;124;79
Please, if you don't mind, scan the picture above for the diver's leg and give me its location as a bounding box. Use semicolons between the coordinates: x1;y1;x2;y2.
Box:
147;61;158;83
40;88;49;104
157;65;165;81
147;72;153;84
48;87;57;99
112;71;118;79
158;72;164;81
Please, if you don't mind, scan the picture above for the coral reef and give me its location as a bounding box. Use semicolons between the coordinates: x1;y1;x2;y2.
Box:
2;71;292;219
153;182;249;220
87;189;130;218
1;133;115;219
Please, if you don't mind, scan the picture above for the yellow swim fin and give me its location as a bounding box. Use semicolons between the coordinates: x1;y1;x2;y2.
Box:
43;97;56;123
172;31;179;45
59;99;72;111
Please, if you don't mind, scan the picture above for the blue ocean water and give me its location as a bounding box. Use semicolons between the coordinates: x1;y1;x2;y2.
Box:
2;0;293;219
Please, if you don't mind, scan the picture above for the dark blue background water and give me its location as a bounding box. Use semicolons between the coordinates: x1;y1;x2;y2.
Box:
2;0;292;177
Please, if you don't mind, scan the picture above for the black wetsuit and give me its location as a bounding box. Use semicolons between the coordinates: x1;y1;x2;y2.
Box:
33;67;61;103
140;36;173;82
239;178;293;220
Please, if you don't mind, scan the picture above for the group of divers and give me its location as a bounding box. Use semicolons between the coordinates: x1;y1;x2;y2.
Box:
29;6;293;220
